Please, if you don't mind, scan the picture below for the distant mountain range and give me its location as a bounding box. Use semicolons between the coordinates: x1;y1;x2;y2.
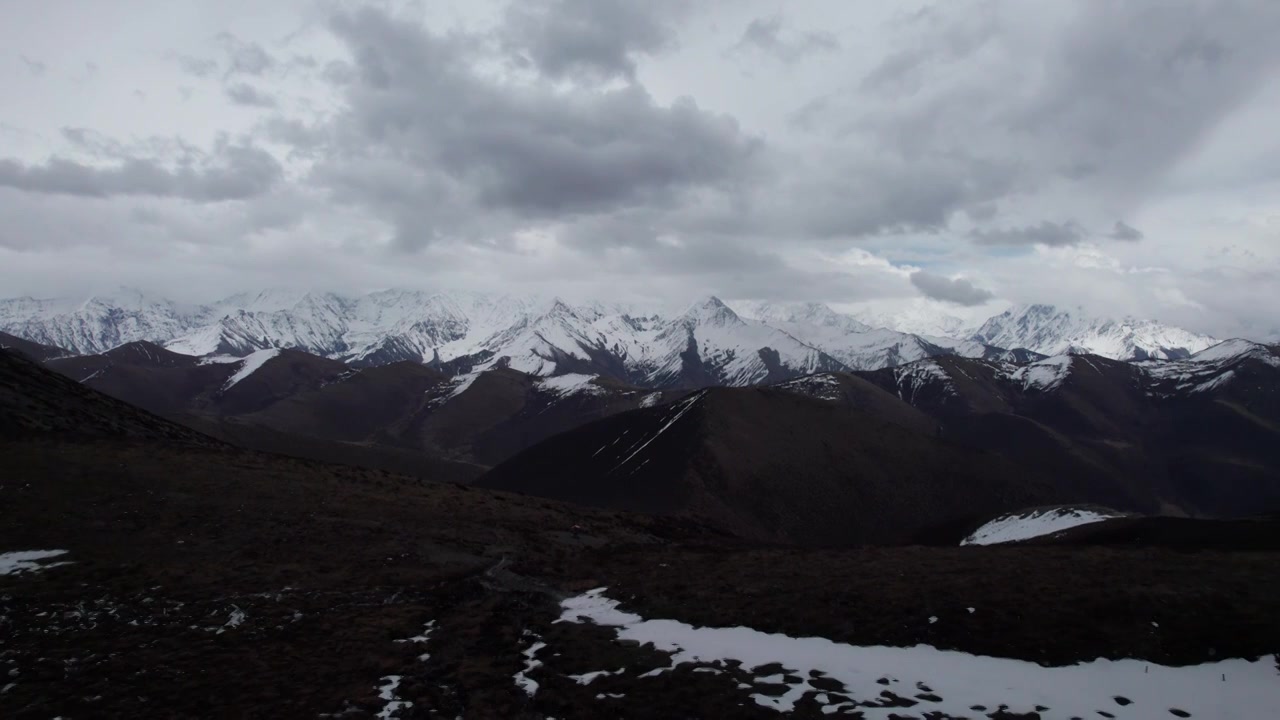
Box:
5;320;1278;544
0;289;1222;389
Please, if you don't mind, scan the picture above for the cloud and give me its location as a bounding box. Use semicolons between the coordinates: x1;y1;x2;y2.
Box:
2;1;1279;336
909;270;994;306
313;7;759;249
860;6;997;93
176;54;218;78
0;142;281;202
225;83;277;108
733;15;839;64
1013;1;1280;205
1109;221;1144;241
19;55;47;76
500;0;685;83
217;33;275;76
972;221;1086;247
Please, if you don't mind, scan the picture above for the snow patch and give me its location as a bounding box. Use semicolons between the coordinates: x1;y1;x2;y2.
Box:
0;550;71;576
774;374;843;401
893;359;955;403
216;606;246;634
514;631;546;696
536;373;606;397
1010;354;1072;391
435;372;479;403
559;588;1280;719
568;667;626;685
962;507;1122;546
394;620;436;662
375;675;411;719
222;348;280;390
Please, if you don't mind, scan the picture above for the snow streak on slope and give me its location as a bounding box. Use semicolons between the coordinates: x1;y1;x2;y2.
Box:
595;391;705;472
962;507;1123;546
559;588;1279;719
222;348;280;390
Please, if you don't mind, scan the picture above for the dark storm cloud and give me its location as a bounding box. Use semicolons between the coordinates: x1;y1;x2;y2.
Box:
971;221;1085;247
909;270;993;306
1109;221;1145;241
1011;1;1280;201
0;143;281;202
812;0;1280;241
733;15;839;64
500;0;685;82
225;83;277;108
756;153;1020;240
313;7;758;249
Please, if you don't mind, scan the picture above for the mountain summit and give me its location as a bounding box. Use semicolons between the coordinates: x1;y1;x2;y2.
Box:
972;304;1216;361
0;291;1228;386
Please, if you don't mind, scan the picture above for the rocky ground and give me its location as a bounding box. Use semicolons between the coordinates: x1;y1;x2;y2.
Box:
4;438;1280;719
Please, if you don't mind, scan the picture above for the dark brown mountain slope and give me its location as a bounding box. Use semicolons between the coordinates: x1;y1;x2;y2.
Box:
45;348;686;471
0;330;73;361
0;349;215;446
478;386;1061;545
859;352;1280;518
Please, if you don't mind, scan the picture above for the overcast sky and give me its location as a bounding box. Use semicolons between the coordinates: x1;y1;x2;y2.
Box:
2;0;1279;337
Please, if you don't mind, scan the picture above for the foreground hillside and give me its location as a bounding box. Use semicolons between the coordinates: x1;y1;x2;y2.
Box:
3;348;1279;718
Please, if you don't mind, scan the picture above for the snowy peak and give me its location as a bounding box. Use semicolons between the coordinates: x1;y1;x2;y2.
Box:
1189;338;1278;365
732;301;870;333
680;296;742;327
972;304;1216;361
1140;338;1280;395
0;290;1247;397
847;300;973;338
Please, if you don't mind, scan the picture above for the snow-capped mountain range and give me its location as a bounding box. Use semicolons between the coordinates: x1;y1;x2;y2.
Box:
972;304;1214;361
0;288;1222;388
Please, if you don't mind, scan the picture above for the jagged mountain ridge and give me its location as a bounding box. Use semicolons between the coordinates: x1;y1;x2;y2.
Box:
0;289;1220;386
973;304;1217;361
